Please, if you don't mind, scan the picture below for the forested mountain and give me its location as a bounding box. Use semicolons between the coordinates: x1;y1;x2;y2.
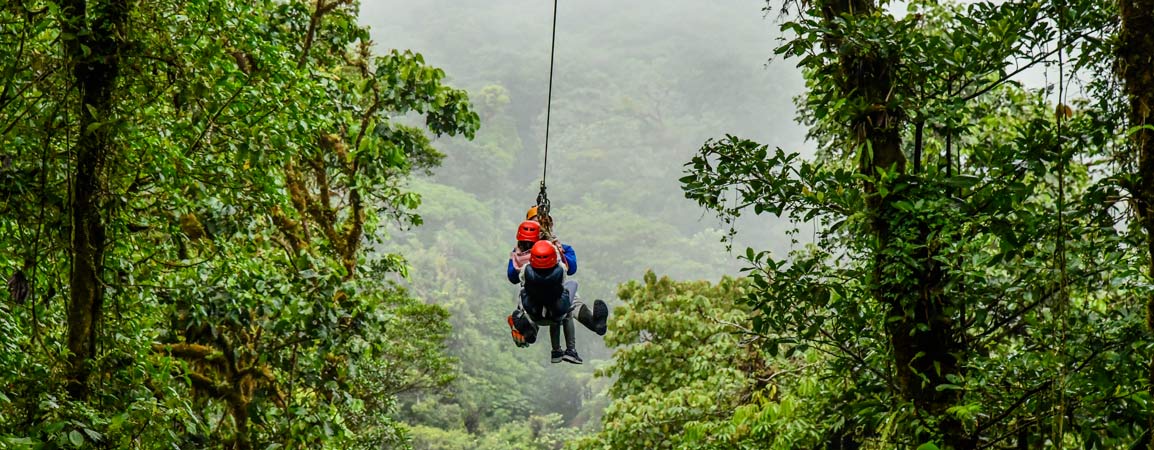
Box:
4;0;1154;449
359;1;807;446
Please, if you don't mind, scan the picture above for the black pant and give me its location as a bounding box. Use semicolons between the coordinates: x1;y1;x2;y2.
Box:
520;280;581;351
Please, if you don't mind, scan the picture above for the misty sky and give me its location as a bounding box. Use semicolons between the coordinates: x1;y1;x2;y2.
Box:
361;0;812;263
360;0;810;152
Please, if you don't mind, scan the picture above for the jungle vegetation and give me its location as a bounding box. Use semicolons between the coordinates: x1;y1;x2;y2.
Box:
3;0;1154;449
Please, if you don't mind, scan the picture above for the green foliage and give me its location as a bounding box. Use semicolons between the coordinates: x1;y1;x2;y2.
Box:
1;0;477;448
573;273;768;449
410;414;577;450
369;1;791;445
675;0;1148;447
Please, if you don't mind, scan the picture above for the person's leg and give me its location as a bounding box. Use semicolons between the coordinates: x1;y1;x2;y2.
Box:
553;279;607;337
549;324;563;363
590;299;608;335
533;300;561;363
564;280;579;306
564;317;576;350
573;299;609;336
563;279;585;319
561;316;582;364
558;281;583;364
549;324;561;350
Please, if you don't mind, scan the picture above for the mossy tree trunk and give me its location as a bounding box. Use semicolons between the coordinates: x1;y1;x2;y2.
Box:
818;0;969;446
59;0;129;399
1118;0;1154;447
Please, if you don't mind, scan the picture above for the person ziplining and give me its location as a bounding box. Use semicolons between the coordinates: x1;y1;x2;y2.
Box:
505;217;608;364
502;0;608;364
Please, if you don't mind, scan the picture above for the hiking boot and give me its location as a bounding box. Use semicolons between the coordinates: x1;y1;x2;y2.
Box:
577;304;594;327
576;300;609;336
562;349;583;364
551;350;564;363
591;299;609;336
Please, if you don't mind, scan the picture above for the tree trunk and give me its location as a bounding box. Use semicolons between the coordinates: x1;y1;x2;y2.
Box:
60;0;129;398
818;0;969;446
1118;0;1154;447
230;395;252;450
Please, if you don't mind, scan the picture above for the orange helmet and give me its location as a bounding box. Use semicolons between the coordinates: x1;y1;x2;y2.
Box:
526;206;539;220
516;220;541;242
529;240;558;269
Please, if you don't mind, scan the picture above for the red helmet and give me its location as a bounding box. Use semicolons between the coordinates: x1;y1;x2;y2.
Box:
529;240;558;269
516;220;541;242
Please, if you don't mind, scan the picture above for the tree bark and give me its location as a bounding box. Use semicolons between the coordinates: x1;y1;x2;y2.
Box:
818;0;969;446
1118;0;1154;447
229;393;252;450
60;0;129;399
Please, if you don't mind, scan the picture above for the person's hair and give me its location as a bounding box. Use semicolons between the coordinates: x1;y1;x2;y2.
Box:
517;240;534;252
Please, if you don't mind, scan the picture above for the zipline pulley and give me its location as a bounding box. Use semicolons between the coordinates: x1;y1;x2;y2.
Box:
535;181;553;238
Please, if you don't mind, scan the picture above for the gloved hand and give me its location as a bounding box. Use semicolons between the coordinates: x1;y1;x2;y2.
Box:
508;315;528;347
507;310;538;347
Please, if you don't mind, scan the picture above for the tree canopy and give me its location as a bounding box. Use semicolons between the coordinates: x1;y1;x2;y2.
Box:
5;0;1154;449
2;0;475;448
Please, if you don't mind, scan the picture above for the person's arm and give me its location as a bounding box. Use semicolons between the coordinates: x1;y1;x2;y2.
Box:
561;244;577;275
507;259;520;284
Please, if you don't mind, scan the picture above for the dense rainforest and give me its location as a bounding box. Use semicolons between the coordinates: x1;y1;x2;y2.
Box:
3;0;1154;449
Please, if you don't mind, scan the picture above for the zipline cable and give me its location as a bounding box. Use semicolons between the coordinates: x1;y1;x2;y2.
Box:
536;0;560;236
542;0;558;186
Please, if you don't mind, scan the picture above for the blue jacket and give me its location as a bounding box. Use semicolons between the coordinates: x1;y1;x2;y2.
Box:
507;244;576;284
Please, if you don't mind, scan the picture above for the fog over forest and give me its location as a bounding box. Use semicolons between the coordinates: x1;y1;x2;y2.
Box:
3;0;1145;447
364;0;809;262
359;0;812;441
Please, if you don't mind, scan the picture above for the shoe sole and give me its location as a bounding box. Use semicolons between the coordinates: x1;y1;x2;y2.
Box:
562;355;583;364
592;300;609;336
551;357;562;363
